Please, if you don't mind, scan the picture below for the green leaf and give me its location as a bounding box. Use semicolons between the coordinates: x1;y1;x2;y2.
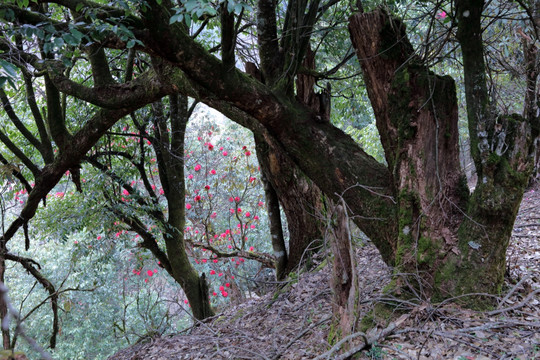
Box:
0;60;18;78
76;3;84;12
71;28;85;42
54;37;65;48
185;0;198;12
126;39;136;49
63;34;79;46
169;13;183;24
184;14;191;27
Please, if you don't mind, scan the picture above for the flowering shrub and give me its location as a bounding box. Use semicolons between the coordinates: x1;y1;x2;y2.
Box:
182;117;271;303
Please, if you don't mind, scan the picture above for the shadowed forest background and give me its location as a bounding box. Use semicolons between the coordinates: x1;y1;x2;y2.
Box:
0;0;539;358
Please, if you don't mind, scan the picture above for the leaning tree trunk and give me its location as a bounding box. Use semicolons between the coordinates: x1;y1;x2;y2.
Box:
349;9;533;303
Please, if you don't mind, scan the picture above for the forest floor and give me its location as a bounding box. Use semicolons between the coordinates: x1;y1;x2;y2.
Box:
109;185;540;360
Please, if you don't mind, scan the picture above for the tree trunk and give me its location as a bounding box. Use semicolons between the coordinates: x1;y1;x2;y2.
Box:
155;95;214;320
349;9;533;302
328;200;358;342
0;253;10;350
247;59;327;279
255;133;326;276
256;146;288;280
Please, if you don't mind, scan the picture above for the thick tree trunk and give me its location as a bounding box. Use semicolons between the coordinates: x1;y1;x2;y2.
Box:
248;60;327;279
255;133;326;276
349;9;533;302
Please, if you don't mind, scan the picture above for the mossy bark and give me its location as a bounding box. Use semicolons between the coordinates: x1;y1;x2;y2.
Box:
350;9;533;304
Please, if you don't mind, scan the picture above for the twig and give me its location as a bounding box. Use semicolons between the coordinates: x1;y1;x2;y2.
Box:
497;274;530;308
489;289;540;316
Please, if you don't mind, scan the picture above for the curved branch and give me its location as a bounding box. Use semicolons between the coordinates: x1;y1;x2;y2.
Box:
22;74;54;163
4;253;58;349
0;89;43;151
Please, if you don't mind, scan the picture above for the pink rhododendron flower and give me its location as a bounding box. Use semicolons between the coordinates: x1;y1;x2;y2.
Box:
211;212;217;218
254;215;259;220
230;208;235;214
159;188;164;195
213;292;217;296
258;201;264;207
208;144;214;150
210;270;216;275
147;270;153;277
147;140;152;145
55;192;64;198
218;272;223;276
186;203;192;210
225;283;230;288
194;164;202;171
251;225;256;229
222;291;228;297
188;174;194;179
249;246;254;251
184;299;189;304
437;11;447;19
237;208;242;213
194;195;201;201
97;236;102;240
245;151;251;156
219;286;225;291
210;169;216;175
205;185;210;190
235;196;240;202
245;212;250;217
229;197;234;202
222;151;228;156
213;259;218;263
202;259;207;263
